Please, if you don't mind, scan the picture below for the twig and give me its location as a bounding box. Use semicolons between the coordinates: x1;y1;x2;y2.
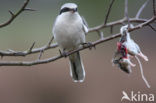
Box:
136;0;150;18
28;42;35;53
124;0;130;27
0;16;155;66
153;0;156;15
148;24;156;32
96;30;104;39
104;0;116;25
37;36;54;60
89;18;148;32
47;36;54;47
38;50;44;60
0;0;31;28
0;18;148;57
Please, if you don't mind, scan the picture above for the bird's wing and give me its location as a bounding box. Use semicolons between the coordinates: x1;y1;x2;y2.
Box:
81;16;89;33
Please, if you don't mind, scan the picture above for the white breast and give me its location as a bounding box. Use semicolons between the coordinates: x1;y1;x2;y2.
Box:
53;12;85;50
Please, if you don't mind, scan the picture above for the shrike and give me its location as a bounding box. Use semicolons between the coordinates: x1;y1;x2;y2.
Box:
52;3;88;82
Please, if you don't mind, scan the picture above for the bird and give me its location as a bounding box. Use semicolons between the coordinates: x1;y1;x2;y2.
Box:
52;3;88;82
120;25;148;61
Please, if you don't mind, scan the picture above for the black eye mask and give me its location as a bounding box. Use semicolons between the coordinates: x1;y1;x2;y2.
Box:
59;7;77;15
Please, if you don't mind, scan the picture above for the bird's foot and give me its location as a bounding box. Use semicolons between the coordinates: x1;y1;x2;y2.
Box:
81;42;96;50
59;49;68;57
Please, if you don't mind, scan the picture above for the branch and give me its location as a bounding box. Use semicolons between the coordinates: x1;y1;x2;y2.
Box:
153;0;156;15
0;0;32;28
89;18;148;32
0;16;155;66
0;0;156;66
148;24;156;32
0;18;148;57
104;0;115;25
136;0;150;18
124;0;130;27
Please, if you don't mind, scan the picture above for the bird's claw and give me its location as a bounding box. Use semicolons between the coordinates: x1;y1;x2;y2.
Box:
81;42;96;50
59;49;68;57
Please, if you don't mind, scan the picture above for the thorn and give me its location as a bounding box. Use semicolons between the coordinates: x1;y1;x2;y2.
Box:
47;36;54;47
148;24;156;32
38;50;44;60
8;10;14;16
29;42;35;52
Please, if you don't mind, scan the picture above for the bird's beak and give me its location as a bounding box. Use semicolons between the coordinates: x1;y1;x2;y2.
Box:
70;8;77;13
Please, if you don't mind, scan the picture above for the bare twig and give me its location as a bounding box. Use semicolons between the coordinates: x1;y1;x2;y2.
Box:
0;0;31;28
47;36;54;47
28;42;35;53
104;0;116;25
153;0;156;15
37;36;54;60
0;43;58;57
38;50;44;60
0;16;155;66
89;18;148;32
148;24;156;32
124;0;130;27
136;0;150;18
96;30;104;39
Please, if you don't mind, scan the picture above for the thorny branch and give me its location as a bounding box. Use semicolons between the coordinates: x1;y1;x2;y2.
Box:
104;0;115;25
0;0;156;66
0;0;34;28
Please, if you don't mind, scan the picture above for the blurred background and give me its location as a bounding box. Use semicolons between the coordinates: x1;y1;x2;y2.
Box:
0;0;156;103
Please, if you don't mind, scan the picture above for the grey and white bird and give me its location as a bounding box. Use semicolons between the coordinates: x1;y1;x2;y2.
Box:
52;3;88;82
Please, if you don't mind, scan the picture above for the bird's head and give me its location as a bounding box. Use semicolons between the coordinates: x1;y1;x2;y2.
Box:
60;3;78;15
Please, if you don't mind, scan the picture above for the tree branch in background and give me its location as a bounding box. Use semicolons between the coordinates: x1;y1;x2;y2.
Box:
0;0;155;66
153;0;156;15
0;0;34;28
104;0;115;25
124;0;130;27
136;0;150;18
0;18;148;57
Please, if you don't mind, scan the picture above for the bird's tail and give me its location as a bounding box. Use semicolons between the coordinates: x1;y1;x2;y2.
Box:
69;52;85;82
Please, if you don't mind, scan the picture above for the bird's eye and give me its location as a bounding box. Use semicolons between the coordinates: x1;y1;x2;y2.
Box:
59;8;70;14
75;8;78;12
